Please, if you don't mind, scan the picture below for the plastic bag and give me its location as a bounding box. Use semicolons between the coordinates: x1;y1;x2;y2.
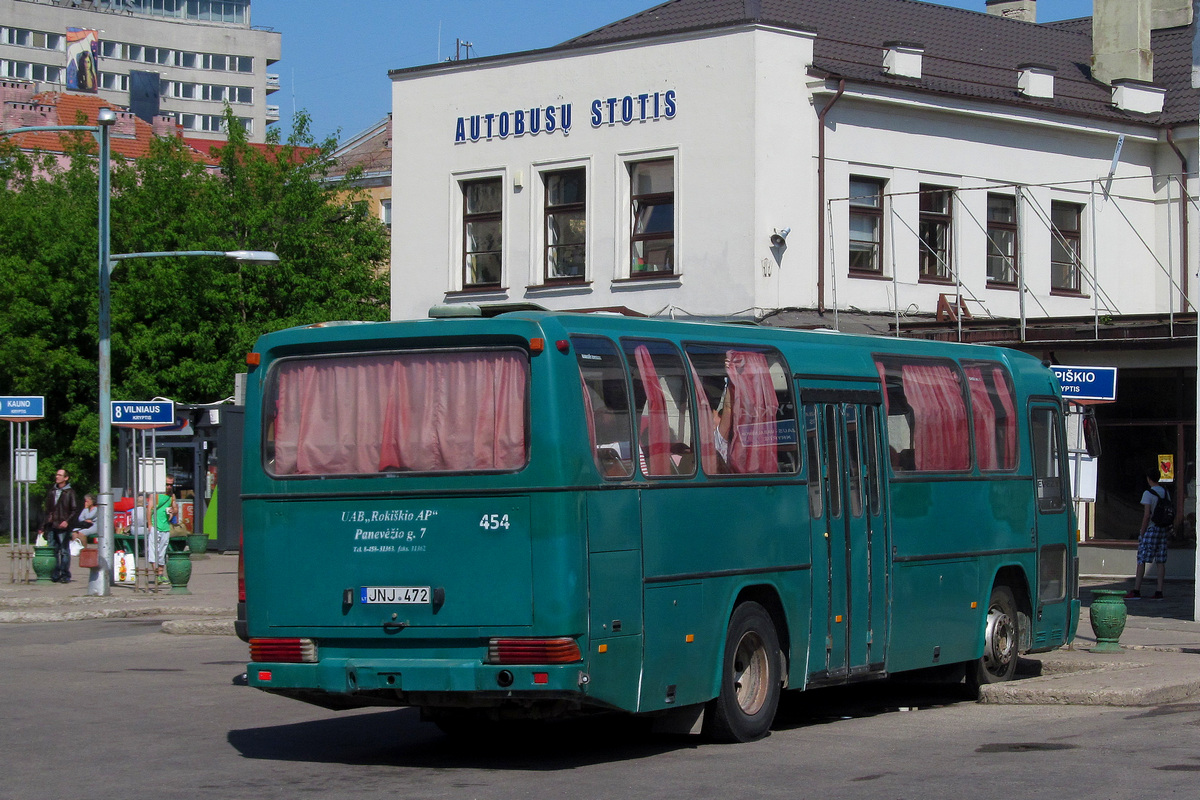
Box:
69;539;83;557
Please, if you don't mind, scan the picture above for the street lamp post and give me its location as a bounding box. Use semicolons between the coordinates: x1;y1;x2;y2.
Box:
94;249;278;596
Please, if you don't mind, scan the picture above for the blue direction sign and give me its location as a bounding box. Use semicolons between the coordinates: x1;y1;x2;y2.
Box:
0;396;44;420
110;400;175;428
1051;366;1117;402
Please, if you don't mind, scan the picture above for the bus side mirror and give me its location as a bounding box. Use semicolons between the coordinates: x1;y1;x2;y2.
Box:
1082;413;1102;459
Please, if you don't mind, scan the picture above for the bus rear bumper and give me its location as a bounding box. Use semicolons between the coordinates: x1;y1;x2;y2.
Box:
246;658;587;699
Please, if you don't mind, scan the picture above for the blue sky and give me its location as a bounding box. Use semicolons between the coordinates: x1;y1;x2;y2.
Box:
250;0;1096;144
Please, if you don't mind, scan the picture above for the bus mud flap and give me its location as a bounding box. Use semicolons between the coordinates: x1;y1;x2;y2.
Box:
648;703;706;735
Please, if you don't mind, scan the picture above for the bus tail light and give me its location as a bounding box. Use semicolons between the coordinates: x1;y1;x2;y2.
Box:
488;637;582;665
250;638;318;663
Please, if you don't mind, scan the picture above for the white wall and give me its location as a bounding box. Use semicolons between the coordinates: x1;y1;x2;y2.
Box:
390;27;816;320
390;24;1191;326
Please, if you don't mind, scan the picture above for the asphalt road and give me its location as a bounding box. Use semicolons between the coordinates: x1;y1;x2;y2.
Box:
4;619;1199;800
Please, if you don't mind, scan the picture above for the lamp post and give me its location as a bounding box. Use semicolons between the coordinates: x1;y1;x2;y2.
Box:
94;249;278;596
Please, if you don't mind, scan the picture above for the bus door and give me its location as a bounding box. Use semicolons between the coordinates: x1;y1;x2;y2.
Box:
1028;402;1076;648
802;388;888;682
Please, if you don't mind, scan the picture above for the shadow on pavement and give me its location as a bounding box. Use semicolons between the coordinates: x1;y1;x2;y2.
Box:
227;707;695;769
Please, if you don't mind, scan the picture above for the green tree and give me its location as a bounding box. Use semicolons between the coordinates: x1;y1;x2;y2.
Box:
0;111;389;500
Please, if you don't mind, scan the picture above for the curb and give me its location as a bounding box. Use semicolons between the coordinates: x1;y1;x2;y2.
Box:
161;617;237;636
979;666;1200;706
0;606;234;624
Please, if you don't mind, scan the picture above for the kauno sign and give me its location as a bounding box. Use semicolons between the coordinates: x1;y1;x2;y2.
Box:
454;89;677;143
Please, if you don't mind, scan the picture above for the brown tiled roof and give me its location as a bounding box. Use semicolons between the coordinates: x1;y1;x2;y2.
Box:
559;0;1198;127
3;91;218;165
181;137;320;165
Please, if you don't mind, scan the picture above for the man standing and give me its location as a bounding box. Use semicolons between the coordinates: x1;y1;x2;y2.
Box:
43;468;79;584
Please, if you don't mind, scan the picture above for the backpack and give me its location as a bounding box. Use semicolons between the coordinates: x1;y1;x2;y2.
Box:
1150;486;1175;527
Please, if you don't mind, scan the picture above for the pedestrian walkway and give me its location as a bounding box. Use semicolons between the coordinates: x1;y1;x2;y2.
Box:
0;548;236;628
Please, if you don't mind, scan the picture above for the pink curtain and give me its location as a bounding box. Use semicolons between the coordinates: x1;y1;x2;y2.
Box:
901;363;969;471
991;367;1017;469
272;352;527;475
965;366;998;470
634;345;672;476
726;351;779;474
689;363;719;474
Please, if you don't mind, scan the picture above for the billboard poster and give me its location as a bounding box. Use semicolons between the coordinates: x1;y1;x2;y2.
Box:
66;28;99;93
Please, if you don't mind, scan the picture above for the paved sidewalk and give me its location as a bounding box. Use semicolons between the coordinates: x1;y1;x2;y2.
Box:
4;550;1199;707
981;578;1200;706
0;547;236;632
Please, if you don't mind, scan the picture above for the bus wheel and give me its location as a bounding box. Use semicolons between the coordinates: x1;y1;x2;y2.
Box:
967;585;1019;692
704;602;781;743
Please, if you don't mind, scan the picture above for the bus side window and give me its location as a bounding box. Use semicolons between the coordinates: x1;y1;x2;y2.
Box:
1031;406;1066;512
875;357;970;472
684;344;800;475
573;336;635;479
964;361;1018;471
622;339;695;478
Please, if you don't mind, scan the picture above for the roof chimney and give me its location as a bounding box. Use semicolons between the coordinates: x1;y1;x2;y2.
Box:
1151;0;1192;30
1017;64;1056;99
985;0;1037;23
883;42;923;79
1092;0;1153;86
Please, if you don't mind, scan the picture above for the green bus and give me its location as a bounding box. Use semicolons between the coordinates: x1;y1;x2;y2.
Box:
239;308;1078;742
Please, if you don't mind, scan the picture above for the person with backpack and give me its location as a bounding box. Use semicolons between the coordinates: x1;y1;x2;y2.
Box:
1127;470;1173;600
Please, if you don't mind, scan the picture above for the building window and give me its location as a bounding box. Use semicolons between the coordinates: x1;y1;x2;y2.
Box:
0;60;61;83
380;199;392;230
849;177;885;274
3;28;64;51
102;41;127;60
918;184;953;281
1050;201;1083;293
986;193;1018;285
100;72;129;91
544;168;586;282
629;159;674;276
462;177;503;288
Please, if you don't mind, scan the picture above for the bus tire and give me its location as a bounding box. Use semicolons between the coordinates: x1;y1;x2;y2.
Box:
704;601;781;743
967;585;1019;692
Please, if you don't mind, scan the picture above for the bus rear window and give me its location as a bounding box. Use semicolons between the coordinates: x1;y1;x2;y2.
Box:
265;349;529;476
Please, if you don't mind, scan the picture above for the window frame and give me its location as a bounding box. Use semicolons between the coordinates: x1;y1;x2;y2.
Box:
918;184;954;283
460;176;504;289
986;193;1019;287
1050;200;1084;294
543;166;587;283
628;157;675;278
848;176;886;275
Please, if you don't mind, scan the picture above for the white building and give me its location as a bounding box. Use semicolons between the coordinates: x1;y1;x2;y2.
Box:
0;0;280;141
390;0;1200;541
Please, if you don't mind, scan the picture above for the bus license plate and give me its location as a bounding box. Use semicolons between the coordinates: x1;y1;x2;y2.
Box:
360;586;430;604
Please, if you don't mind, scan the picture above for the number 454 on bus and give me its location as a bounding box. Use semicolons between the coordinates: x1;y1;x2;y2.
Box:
237;307;1079;742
